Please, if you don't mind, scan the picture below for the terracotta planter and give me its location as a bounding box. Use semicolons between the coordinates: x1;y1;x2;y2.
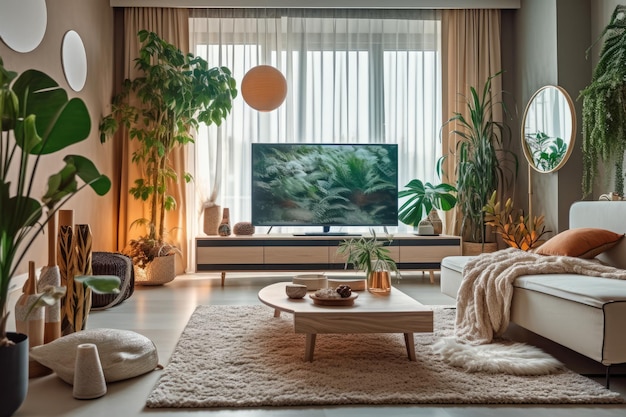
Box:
134;254;176;286
0;333;28;417
462;241;498;256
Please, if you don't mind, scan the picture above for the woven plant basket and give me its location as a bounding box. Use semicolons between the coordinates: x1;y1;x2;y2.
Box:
134;254;176;286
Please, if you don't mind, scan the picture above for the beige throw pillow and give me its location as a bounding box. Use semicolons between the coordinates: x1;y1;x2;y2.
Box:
29;328;159;384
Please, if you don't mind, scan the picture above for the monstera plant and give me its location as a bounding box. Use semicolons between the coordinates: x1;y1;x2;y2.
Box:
0;56;111;417
0;56;111;348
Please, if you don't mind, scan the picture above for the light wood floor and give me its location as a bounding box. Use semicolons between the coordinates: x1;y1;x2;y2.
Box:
15;271;626;417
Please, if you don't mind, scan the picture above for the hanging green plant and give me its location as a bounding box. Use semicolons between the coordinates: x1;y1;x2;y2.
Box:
579;5;626;197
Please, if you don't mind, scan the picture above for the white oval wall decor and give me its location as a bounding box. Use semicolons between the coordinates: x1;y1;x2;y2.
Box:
62;30;88;92
0;0;47;53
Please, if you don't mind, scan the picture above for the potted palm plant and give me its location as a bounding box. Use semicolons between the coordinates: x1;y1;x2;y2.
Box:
444;72;517;254
0;56;111;416
99;30;237;284
336;231;400;294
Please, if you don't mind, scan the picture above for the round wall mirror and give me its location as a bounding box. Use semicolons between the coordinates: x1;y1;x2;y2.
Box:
62;30;88;92
0;0;47;53
521;85;576;173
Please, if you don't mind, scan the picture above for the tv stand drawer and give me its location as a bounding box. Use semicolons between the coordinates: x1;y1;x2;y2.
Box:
265;246;328;264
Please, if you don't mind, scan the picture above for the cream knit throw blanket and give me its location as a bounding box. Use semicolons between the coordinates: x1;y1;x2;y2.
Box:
455;247;626;345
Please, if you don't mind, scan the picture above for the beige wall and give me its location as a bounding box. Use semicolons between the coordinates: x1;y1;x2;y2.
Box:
0;0;116;276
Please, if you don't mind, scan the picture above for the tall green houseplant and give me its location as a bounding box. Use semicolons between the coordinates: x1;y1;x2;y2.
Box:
579;5;626;197
445;72;517;245
0;57;111;347
100;30;237;265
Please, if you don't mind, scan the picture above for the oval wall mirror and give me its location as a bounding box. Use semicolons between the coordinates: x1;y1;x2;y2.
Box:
0;0;47;53
521;85;576;173
62;30;88;92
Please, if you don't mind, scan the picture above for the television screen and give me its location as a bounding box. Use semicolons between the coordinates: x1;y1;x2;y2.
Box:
251;143;398;229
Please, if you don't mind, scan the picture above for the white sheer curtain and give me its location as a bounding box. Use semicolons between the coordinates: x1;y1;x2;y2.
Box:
187;9;441;269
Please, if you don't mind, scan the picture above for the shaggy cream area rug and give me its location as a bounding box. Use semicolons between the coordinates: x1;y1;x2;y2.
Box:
146;305;623;408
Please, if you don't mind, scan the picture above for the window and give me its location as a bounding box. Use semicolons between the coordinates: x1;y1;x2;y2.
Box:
188;9;442;246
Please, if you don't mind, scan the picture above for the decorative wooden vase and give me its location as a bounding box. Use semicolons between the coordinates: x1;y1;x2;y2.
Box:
14;262;44;349
62;224;93;335
218;208;231;236
203;204;222;236
58;224;75;336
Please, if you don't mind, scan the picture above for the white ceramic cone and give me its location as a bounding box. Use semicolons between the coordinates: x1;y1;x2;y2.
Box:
73;343;107;400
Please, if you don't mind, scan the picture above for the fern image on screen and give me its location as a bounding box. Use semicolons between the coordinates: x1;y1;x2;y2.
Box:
251;143;398;228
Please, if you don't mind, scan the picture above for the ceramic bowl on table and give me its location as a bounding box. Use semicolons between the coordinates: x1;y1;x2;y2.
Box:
285;284;308;299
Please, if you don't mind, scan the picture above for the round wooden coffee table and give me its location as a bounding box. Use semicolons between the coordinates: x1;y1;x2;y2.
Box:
258;282;433;362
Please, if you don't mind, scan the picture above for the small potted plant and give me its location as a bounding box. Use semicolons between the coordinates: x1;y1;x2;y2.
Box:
336;231;400;294
398;178;457;234
483;191;550;251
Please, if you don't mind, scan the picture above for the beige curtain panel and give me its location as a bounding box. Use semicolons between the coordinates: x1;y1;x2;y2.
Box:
441;8;502;236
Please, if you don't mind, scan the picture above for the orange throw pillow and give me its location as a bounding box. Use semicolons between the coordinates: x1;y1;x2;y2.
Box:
534;227;624;258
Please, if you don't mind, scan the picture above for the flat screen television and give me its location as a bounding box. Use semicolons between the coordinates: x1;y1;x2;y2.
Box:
251;143;398;234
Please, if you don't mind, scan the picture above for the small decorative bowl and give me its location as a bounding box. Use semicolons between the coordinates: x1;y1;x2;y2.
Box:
292;274;328;290
285;284;308;299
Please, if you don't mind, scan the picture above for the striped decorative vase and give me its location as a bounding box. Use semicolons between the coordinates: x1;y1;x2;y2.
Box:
70;224;93;333
58;225;75;335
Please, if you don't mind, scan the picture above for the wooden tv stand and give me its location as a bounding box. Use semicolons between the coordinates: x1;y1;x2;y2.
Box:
195;233;461;286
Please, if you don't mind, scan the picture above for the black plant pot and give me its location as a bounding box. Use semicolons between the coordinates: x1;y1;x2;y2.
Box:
0;333;28;417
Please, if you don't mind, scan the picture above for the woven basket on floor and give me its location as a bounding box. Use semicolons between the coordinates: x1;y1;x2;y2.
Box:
134;254;176;286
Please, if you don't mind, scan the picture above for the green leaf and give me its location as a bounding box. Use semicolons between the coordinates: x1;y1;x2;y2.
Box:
74;275;121;294
64;155;112;196
12;70;91;155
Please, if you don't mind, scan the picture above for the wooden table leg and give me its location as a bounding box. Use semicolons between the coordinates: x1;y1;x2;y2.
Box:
304;333;317;362
429;270;435;284
404;333;416;361
221;271;226;287
273;309;281;318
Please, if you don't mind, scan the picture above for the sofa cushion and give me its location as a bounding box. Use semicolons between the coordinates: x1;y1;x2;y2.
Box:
514;274;626;308
534;228;624;259
441;256;472;274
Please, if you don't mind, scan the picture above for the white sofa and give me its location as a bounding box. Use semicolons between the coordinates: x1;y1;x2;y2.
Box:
440;201;626;387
